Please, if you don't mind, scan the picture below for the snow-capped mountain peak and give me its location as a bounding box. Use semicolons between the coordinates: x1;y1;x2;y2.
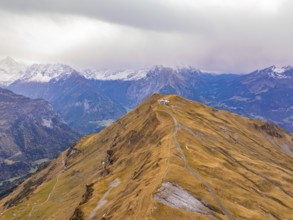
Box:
20;63;77;83
81;65;200;81
0;57;81;85
82;68;150;81
0;57;27;86
254;65;293;79
270;65;292;73
268;65;292;79
271;66;286;74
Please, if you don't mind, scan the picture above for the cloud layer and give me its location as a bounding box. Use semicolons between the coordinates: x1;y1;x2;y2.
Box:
0;0;292;72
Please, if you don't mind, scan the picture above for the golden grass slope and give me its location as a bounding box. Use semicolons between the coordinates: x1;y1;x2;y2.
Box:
0;94;292;220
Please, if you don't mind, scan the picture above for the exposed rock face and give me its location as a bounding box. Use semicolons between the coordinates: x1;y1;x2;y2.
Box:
0;88;79;182
254;123;283;138
155;182;212;216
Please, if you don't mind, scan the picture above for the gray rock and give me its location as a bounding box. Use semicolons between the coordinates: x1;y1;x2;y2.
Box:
155;182;211;216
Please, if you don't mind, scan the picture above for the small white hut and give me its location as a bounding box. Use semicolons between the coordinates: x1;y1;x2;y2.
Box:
160;98;169;105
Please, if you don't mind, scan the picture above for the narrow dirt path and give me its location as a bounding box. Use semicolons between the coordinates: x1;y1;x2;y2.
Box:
162;109;235;220
27;152;65;219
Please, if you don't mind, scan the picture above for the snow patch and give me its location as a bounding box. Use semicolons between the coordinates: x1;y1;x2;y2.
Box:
268;72;290;79
83;100;90;111
267;66;292;79
272;66;285;74
42;119;53;128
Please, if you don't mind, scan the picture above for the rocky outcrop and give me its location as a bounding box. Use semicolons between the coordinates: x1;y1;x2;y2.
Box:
155;182;212;216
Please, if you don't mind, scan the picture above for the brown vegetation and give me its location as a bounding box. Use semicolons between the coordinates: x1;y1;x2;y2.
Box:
0;94;292;220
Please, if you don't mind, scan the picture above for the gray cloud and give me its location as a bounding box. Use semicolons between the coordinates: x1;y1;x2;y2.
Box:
0;0;292;72
0;0;209;33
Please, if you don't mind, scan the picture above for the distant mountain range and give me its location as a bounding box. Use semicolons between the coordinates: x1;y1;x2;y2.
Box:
1;57;292;133
0;87;79;187
1;94;292;219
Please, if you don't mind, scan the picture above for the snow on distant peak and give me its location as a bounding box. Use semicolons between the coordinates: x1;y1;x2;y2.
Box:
267;65;292;79
82;65;200;81
271;66;286;74
20;63;77;83
82;68;150;81
0;57;27;86
149;65;198;72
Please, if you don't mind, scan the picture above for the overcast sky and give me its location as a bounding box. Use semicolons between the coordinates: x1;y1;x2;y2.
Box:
0;0;292;72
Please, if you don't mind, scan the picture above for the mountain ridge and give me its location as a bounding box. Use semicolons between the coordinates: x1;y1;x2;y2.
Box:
0;94;292;220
